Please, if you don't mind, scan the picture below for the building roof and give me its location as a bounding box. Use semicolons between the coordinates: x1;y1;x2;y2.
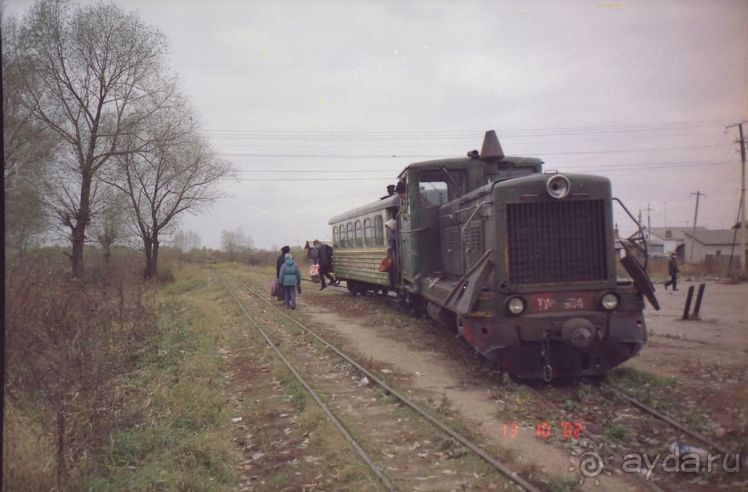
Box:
649;226;709;242
683;229;739;246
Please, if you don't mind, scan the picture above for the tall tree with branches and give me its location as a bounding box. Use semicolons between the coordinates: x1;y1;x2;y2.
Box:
3;15;59;258
106;101;229;278
17;0;174;277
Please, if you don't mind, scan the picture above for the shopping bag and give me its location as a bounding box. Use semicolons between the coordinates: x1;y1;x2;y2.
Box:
310;264;320;276
271;278;280;297
378;257;393;272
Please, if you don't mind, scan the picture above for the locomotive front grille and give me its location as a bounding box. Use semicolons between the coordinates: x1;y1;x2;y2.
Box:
506;200;608;284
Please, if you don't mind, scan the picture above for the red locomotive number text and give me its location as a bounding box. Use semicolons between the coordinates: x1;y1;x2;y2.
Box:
529;291;595;313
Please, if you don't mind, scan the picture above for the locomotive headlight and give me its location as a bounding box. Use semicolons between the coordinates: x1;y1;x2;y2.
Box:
600;292;620;311
506;296;526;315
546;174;571;199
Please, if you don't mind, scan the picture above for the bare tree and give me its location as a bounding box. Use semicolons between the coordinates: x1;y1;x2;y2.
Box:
17;0;174;277
172;229;202;253
106;103;229;278
93;194;129;267
2;16;59;181
221;227;254;262
3;15;58;258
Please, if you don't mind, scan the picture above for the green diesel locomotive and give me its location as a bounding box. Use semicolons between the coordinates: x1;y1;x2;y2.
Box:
329;131;658;380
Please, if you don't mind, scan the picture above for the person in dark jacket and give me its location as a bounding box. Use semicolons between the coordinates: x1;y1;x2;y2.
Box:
380;184;396;200
279;253;301;309
275;246;291;301
313;239;336;289
276;245;290;279
664;253;679;291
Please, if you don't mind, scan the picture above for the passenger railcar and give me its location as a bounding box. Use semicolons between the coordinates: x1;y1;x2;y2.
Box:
329;131;658;380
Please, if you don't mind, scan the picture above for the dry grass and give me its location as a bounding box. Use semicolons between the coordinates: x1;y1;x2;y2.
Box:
4;250;155;490
3;253;238;490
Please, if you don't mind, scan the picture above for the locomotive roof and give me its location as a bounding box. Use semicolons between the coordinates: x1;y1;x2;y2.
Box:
397;155;543;178
328;194;399;224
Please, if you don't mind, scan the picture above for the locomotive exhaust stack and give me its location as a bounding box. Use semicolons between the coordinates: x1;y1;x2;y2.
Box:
479;130;504;161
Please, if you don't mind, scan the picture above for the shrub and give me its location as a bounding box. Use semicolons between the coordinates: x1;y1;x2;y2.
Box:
4;252;155;490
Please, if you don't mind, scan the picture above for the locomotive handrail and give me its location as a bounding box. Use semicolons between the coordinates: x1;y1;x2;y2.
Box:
459;201;492;236
443;249;494;307
612;197;649;271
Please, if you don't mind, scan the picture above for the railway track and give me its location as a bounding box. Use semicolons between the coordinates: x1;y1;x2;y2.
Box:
527;378;738;491
222;277;542;492
245;274;739;490
319;280;736;459
598;382;734;456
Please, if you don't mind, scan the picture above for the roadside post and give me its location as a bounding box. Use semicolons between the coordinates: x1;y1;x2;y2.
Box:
682;286;695;321
691;283;706;320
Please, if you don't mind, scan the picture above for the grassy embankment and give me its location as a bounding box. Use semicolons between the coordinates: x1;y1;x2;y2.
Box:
5;258;378;490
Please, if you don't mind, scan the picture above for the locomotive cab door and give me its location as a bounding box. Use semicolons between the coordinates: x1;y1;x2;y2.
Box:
398;169;466;290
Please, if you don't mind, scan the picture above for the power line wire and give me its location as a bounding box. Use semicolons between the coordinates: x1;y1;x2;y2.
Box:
201;119;724;138
231;161;733;181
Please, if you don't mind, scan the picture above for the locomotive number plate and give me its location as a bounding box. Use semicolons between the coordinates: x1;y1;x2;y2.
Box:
528;291;597;313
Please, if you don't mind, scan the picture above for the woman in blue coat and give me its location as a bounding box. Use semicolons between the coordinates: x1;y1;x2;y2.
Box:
279;253;302;309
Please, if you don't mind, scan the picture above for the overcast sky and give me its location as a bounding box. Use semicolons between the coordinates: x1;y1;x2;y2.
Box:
6;0;748;249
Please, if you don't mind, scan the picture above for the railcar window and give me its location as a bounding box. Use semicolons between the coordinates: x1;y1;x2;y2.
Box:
363;218;372;246
355;220;363;247
346;223;353;248
374;216;384;246
339;225;345;247
332;226;339;247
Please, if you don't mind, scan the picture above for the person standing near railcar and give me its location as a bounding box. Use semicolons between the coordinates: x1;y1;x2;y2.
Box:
279;253;301;309
664;252;679;291
313;239;336;289
275;245;290;301
385;219;398;284
276;245;290;279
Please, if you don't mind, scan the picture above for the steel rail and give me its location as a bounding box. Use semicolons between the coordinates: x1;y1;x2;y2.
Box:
242;282;542;492
220;277;397;491
600;383;734;456
526;385;666;492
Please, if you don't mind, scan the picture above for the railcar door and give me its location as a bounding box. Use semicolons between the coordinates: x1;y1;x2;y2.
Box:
397;179;414;286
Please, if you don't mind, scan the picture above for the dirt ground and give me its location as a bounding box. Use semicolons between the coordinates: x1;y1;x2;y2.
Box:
625;280;748;479
249;276;644;491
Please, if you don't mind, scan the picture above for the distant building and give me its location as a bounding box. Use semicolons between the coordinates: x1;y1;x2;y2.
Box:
683;229;744;265
648;226;710;258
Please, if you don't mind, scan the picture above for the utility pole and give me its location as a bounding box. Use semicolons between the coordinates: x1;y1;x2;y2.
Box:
726;120;747;278
664;201;668;229
689;191;705;263
645;203;654;240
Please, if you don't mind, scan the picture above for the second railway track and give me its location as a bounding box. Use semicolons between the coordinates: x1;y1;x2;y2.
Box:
222;276;542;491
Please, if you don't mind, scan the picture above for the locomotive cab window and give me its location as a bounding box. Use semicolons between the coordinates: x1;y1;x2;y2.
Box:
418;169;465;208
